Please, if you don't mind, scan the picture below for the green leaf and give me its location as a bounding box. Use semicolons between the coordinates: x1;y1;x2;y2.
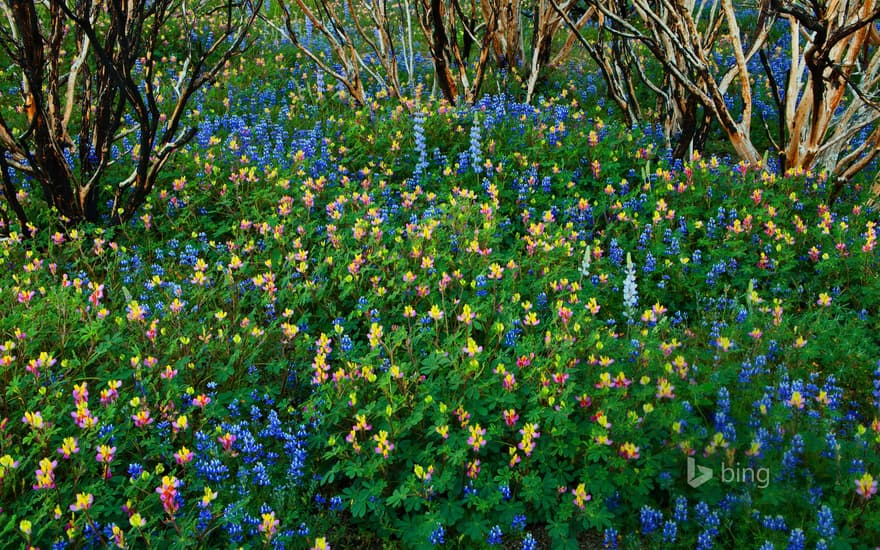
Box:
438;499;465;525
387;484;409;508
461;517;489;543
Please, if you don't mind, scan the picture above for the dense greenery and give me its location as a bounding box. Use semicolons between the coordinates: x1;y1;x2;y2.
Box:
2;15;880;550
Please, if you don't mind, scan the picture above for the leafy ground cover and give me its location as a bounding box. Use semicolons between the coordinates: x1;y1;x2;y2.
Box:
2;41;880;549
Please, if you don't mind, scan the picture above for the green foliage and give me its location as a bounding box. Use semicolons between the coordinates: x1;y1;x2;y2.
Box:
1;34;880;550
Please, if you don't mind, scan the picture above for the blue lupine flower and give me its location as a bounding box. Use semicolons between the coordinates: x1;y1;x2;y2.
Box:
196;456;230;482
429;524;445;545
329;496;344;511
643;252;656;273
872;364;880;410
696;530;714;550
640;505;662;535
470;114;483;174
128;463;143;480
251;461;270;486
781;434;804;477
762;515;787;531
487;525;503;545
673;496;688;523
98;424;115;440
787;528;805;550
603;528;618;549
823;431;840;459
815;505;835;541
536;292;548;309
503;325;522;347
609;239;624;266
414;109;428;180
197;507;213;532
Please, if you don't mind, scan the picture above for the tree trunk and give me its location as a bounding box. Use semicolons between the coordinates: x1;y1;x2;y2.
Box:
430;0;458;102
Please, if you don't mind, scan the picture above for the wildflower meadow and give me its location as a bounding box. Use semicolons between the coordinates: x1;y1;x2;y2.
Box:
2;4;880;550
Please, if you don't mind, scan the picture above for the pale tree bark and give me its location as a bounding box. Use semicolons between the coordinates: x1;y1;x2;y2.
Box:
482;0;524;68
525;0;575;102
274;0;418;104
770;0;880;194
